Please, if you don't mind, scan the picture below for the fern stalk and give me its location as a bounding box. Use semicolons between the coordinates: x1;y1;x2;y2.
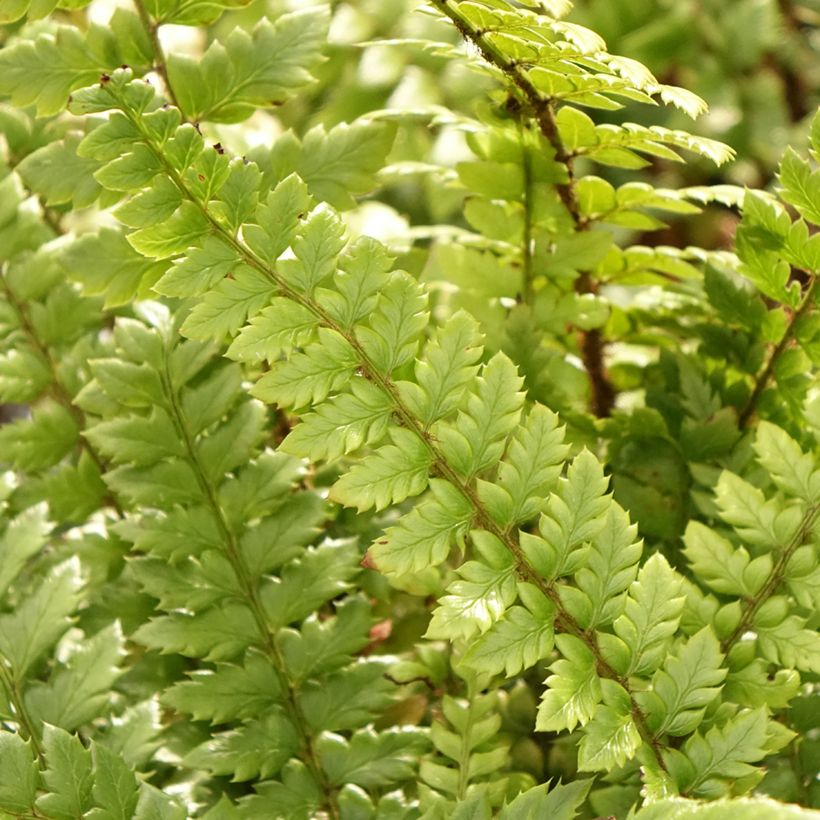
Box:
722;501;820;652
428;0;616;416
0;664;43;760
0;269;124;517
104;94;674;775
133;0;181;112
738;276;818;427
157;345;342;818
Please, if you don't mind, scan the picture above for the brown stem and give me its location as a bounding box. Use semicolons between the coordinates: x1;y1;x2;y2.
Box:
429;0;615;416
738;277;816;428
121;107;666;773
38;200;64;235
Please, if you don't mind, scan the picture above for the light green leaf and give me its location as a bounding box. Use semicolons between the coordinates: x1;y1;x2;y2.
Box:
286;205;347;294
163;650;282;723
0;733;38;815
436;353;525;478
94;144;162;192
330;427;433;512
61;228;164;308
142;0;251;25
369;480;474;576
26;622;125;731
277;120;397;210
400;310;483;426
0;558;82;679
167;9;329;122
499;778;592;820
134;604;257;661
556;105;597;151
243;174;312;265
756;615;820;674
154;237;242;298
180;362;242;435
614;554;685;676
277;596;372;683
115;175;183;229
184;708;299;781
226;297;318;363
36;726;93;820
317;729;427;788
236;761;321;819
251;328;358;409
646;628;726;737
713;472;779;549
283;379;393;463
530;449;610;580
105;460;202;506
127;201;210;259
753;421;820;503
134;783;186;820
260;542;359;629
577;705;641;772
463;597;555;677
494;404;568;526
85;408;184;467
90;358;165;408
0;26;112;116
779;147;820;226
318;236;393;329
574;503;642;629
17;133;102;207
180;265;276;341
426;552;517;641
0;348;51;402
299;661;393;733
356;273;428;375
197;401;267;481
682;709;769;798
683;522;771;598
0;402;79;472
634;797;818;819
536;635;602;733
0;504;50;596
87;743;139;820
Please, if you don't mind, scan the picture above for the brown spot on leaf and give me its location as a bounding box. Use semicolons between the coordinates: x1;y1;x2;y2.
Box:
360;551;379;570
369;620;392;643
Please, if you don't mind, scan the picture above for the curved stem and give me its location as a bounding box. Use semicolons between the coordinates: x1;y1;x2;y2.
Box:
429;0;615;416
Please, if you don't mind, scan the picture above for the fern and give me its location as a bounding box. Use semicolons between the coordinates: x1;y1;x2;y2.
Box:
0;0;818;816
